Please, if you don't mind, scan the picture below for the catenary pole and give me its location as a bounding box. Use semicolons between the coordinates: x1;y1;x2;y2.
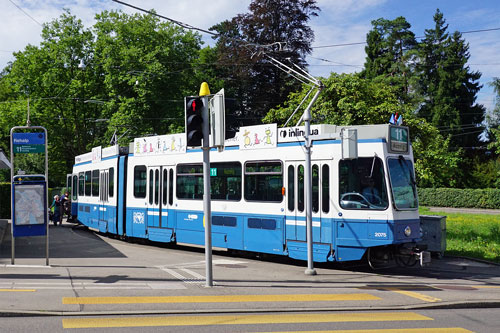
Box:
303;88;322;275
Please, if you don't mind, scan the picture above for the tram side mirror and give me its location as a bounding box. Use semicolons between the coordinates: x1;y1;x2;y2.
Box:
341;128;358;160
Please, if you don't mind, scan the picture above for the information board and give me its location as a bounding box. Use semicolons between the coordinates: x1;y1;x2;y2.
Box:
12;180;47;237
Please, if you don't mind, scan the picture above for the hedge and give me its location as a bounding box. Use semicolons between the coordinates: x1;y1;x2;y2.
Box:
0;182;9;218
418;188;500;209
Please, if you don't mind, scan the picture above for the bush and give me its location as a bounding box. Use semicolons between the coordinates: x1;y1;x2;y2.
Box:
418;188;500;209
0;182;9;218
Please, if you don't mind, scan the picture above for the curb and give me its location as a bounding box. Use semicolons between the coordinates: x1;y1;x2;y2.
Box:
1;300;500;318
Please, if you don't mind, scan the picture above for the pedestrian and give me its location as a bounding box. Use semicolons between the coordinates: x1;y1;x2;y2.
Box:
60;191;70;221
49;195;61;226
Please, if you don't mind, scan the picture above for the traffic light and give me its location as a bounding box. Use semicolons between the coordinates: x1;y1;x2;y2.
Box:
185;97;204;147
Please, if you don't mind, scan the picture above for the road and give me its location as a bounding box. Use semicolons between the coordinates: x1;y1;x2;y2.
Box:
1;309;499;332
1;220;500;332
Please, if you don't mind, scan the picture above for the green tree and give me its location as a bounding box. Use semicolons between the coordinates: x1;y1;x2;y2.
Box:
264;73;403;126
0;10;206;185
264;72;461;187
93;10;203;139
408;119;462;188
212;0;319;125
487;77;500;154
361;16;418;104
417;10;485;150
1;10;96;185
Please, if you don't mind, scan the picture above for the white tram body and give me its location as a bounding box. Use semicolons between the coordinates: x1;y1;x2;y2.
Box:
72;123;426;265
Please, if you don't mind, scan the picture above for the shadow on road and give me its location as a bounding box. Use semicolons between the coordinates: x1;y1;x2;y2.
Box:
0;222;126;259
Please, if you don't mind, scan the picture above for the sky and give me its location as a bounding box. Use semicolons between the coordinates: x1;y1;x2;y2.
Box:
1;0;499;111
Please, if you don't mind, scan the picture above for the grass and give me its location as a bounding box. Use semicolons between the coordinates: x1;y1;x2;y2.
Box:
420;207;500;263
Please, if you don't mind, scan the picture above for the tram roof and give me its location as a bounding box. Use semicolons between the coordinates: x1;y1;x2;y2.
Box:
75;123;405;163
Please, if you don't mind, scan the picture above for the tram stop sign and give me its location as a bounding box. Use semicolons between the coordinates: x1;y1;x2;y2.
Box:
12;132;45;153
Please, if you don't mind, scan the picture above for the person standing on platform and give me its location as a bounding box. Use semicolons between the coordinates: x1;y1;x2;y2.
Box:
49;195;61;226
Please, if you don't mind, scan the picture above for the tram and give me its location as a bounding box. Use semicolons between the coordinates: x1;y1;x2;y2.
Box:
70;123;429;266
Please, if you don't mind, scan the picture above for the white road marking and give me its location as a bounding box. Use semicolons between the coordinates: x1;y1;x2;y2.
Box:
0;281;185;290
156;259;247;284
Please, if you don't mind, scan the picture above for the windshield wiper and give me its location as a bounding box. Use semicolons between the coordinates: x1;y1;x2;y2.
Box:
398;155;416;186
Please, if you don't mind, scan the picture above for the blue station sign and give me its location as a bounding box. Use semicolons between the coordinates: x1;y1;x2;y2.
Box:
12;132;45;153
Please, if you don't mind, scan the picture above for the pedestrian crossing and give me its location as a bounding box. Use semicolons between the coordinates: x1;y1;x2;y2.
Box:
61;311;472;331
60;294;473;331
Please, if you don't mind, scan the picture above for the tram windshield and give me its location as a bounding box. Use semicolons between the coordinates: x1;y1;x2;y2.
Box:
388;157;418;209
339;157;388;210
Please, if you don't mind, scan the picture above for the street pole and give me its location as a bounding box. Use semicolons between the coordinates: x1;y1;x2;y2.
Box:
304;88;322;276
200;83;213;287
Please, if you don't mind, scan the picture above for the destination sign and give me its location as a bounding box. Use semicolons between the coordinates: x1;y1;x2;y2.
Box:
389;126;409;153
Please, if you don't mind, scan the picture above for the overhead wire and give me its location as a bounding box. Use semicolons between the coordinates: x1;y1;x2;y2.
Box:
312;27;500;49
7;0;42;26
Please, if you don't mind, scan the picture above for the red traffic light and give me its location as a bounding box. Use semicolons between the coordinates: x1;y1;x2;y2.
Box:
185;97;204;147
187;98;202;113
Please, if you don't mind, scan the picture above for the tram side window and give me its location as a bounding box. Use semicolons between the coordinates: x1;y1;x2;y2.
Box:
78;172;84;196
169;169;174;205
298;165;304;212
312;164;319;213
109;168;114;198
287;165;294;211
162;169;168;206
84;171;91;196
134;165;147;198
244;161;283;202
322;164;330;214
177;164;203;200
339;157;388;210
91;170;99;197
154;169;160;205
72;175;78;200
211;162;241;201
148;169;154;204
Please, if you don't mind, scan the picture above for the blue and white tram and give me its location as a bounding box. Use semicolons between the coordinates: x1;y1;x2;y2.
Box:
71;123;427;265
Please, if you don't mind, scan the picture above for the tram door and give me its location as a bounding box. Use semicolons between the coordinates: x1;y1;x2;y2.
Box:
146;166;175;229
147;167;161;228
66;174;72;197
160;166;175;228
99;169;110;231
285;160;330;243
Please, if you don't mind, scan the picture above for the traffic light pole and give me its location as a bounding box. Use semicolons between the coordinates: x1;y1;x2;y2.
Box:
201;91;213;287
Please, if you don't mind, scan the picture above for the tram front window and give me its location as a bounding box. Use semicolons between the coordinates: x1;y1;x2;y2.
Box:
388;157;418;209
339;157;388;210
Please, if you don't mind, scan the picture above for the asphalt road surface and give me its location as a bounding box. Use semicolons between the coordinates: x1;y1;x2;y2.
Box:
1;220;500;332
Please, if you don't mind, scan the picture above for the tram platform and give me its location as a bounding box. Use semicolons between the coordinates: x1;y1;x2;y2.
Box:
0;219;500;317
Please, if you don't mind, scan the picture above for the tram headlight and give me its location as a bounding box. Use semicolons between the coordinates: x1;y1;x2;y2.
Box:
404;226;412;237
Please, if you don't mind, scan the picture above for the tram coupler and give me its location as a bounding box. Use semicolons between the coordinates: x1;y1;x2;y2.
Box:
394;244;431;267
417;250;431;266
